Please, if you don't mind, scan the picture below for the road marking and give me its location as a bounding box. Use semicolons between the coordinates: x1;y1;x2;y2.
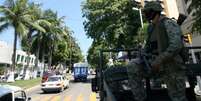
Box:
31;96;40;101
43;96;51;101
90;93;96;101
64;95;72;101
76;93;83;101
51;95;60;101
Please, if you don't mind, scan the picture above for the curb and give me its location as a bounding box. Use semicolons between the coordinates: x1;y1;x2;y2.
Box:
25;85;40;92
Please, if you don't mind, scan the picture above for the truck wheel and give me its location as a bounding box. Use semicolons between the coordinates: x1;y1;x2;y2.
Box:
43;90;47;93
60;87;64;92
194;85;201;95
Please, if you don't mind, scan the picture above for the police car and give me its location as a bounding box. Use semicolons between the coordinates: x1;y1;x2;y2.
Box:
0;85;31;101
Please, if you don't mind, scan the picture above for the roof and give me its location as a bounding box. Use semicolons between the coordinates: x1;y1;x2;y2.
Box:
49;75;63;78
0;85;22;94
0;87;12;97
73;62;88;67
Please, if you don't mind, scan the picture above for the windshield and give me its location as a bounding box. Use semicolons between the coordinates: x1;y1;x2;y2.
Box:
0;93;12;101
47;77;61;82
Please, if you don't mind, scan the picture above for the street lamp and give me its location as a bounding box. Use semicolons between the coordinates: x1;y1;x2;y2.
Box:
132;7;143;28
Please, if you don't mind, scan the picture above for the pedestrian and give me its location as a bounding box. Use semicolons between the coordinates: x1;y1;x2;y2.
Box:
127;1;188;101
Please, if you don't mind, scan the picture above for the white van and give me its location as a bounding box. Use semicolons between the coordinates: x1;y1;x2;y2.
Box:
0;85;31;101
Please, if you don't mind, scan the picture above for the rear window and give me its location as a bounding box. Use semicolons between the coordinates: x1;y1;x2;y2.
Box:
0;93;13;101
47;77;61;82
14;91;26;101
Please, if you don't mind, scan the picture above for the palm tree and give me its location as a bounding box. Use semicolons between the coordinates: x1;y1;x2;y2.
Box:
30;9;65;72
0;0;45;82
21;3;51;79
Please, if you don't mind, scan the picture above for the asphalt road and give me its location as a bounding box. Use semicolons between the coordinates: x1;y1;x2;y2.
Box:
26;74;201;101
27;75;99;101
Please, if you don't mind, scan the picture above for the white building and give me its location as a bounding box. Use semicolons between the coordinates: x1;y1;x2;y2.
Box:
0;41;13;65
0;41;36;67
16;50;36;67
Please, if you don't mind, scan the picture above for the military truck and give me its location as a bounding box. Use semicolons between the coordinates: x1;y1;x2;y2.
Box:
91;47;201;101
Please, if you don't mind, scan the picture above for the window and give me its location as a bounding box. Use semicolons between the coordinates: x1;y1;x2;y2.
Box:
21;56;24;62
14;91;26;101
48;77;60;82
16;55;20;62
0;93;13;101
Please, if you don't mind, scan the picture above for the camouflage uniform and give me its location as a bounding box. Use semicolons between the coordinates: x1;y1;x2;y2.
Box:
127;1;188;101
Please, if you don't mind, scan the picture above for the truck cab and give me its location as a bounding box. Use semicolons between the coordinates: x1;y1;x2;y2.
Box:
73;63;89;81
0;85;31;101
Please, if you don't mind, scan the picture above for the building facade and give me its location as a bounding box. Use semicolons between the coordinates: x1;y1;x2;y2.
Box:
0;41;37;69
0;41;13;65
136;0;180;19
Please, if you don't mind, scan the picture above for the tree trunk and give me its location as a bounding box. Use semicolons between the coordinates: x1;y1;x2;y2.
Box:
34;39;40;78
12;30;17;72
42;47;45;72
23;52;31;80
23;30;33;80
34;38;40;77
48;46;52;70
7;29;18;82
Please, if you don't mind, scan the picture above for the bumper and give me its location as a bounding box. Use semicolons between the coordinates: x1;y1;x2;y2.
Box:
41;86;62;92
74;75;87;80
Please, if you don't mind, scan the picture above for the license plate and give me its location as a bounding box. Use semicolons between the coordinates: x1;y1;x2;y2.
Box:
48;84;53;86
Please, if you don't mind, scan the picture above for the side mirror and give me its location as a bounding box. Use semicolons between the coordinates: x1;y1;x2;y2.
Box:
91;78;99;92
28;97;31;101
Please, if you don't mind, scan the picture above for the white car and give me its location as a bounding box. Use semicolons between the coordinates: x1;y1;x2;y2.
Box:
0;85;31;101
41;75;69;93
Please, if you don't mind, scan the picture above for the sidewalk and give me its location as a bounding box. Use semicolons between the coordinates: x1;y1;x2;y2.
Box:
1;77;41;91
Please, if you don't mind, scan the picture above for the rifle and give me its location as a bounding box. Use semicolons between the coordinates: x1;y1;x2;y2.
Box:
138;49;152;74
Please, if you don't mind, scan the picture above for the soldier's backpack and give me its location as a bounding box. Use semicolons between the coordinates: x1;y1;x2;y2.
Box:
159;16;189;62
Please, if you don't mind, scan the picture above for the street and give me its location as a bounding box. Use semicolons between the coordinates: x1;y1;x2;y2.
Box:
26;75;98;101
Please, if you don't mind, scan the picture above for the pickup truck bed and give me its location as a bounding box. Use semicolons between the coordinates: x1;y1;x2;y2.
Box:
102;64;201;101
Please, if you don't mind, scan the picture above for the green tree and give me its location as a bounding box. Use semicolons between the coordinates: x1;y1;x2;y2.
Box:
31;9;66;70
87;40;109;69
185;0;201;34
0;0;45;81
21;3;50;77
82;0;141;49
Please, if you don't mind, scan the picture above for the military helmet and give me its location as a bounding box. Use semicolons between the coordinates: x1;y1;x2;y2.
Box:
143;1;163;13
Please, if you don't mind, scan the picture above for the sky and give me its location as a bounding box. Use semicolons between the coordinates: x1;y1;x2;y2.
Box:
0;0;92;56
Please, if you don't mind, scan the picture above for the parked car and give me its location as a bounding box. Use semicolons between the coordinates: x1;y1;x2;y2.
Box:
41;75;69;93
0;85;31;101
0;75;7;82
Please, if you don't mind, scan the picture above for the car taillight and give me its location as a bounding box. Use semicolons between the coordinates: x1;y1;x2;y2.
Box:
56;84;61;86
42;77;48;83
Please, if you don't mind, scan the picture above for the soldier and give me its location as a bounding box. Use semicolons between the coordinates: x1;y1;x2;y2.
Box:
127;1;188;101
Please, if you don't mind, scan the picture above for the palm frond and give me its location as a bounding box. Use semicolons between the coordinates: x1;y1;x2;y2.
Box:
36;20;51;27
4;0;15;8
26;21;46;33
0;17;9;22
0;23;10;33
0;6;16;17
16;22;28;38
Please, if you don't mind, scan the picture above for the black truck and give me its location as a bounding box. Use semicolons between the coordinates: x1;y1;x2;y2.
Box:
91;47;201;101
